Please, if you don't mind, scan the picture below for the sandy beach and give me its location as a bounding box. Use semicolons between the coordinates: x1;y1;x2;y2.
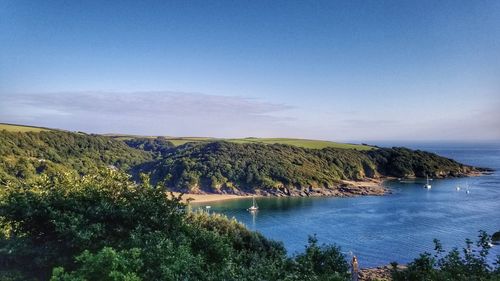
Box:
169;192;252;203
167;178;387;203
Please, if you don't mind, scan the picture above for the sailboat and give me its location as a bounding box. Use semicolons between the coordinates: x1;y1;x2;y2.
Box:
424;175;432;189
247;196;258;212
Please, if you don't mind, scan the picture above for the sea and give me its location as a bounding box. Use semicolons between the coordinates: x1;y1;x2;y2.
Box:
194;142;500;268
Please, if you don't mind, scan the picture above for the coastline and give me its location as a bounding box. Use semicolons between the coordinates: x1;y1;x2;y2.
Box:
359;265;407;281
167;170;489;204
169;192;254;204
169;178;389;204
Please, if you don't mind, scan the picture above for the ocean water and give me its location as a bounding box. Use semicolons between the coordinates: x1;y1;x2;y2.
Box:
195;143;500;267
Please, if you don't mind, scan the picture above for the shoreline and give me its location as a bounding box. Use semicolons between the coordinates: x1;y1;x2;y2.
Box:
359;265;407;281
169;178;389;204
169;192;254;204
168;171;488;204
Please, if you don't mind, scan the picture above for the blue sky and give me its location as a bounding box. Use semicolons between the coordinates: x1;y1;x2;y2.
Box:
1;0;499;141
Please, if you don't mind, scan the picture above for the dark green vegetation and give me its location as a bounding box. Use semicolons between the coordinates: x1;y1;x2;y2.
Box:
0;130;151;184
0;130;483;195
0;170;350;281
123;137;175;157
391;231;500;281
140;142;480;194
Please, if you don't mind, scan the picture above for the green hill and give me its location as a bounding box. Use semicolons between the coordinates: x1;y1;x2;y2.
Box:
1;123;372;150
226;138;373;150
139;141;480;195
111;135;373;150
0;129;485;195
0;130;151;183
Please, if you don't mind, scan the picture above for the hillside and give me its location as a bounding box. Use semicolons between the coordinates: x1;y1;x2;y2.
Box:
110;135;373;150
226;138;373;150
0;130;152;183
0;129;486;197
138;141;482;196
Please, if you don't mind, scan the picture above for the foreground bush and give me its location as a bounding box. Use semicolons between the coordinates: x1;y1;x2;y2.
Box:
0;170;350;281
392;231;500;281
2;169;496;281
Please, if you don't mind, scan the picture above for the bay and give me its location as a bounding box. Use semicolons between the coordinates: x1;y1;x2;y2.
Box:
194;142;500;267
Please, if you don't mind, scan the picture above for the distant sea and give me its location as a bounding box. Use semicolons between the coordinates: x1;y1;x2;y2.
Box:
198;142;500;267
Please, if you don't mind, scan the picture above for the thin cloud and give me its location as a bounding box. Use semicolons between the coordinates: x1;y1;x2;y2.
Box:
1;91;292;117
0;91;295;136
0;92;498;141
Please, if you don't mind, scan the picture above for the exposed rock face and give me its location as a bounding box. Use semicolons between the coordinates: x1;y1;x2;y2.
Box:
187;178;388;198
359;266;392;280
359;265;407;281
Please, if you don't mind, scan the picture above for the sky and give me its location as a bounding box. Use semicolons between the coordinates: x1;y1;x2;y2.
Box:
1;0;499;142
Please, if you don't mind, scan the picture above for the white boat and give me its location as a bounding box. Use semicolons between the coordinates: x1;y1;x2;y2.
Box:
424;175;432;189
456;186;461;191
247;196;258;212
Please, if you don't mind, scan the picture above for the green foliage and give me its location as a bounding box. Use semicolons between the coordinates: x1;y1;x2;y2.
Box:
124;137;174;157
50;247;143;281
0;170;352;281
0;170;183;280
142;142;365;193
139;141;477;194
0;130;152;183
391;231;500;281
1;130;478;195
288;235;350;281
368;147;476;178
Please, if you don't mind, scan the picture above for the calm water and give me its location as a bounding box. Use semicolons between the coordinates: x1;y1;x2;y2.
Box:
195;143;500;267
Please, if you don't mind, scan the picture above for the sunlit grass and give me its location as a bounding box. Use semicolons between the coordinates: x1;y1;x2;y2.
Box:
0;123;50;133
161;137;374;150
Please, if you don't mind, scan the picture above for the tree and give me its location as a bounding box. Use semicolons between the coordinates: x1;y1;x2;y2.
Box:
50;247;142;281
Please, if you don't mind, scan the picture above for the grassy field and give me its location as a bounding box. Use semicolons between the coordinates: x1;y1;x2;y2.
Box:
157;137;373;150
0;123;51;133
108;135;373;150
2;123;373;150
226;138;373;150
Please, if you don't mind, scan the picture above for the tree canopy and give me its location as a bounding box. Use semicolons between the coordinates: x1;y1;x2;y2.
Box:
0;170;350;281
1;130;482;195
